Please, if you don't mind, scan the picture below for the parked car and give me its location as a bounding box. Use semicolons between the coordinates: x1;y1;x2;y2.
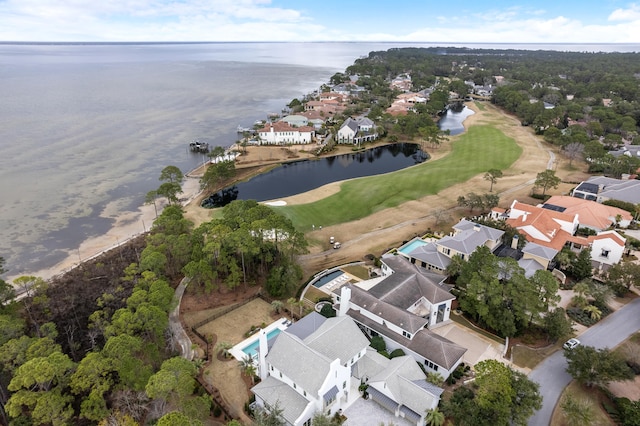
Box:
563;338;581;350
333;242;341;249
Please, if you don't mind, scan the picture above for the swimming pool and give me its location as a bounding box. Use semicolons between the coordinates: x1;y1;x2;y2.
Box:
313;270;344;287
398;239;428;255
241;328;282;359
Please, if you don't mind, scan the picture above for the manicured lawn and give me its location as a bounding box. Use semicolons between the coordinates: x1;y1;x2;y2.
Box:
274;125;521;230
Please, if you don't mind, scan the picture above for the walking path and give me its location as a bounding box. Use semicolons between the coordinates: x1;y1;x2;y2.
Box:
169;277;194;361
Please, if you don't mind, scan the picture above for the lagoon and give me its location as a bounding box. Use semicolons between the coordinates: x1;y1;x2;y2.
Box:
201;143;429;207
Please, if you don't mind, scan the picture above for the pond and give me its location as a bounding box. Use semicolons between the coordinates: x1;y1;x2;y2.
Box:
202;143;429;208
438;105;475;136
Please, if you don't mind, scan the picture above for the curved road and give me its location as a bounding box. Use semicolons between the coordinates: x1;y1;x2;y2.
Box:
528;297;640;425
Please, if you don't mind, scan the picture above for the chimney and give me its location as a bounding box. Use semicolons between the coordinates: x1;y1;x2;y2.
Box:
511;235;519;250
473;224;481;232
339;286;351;317
258;330;268;380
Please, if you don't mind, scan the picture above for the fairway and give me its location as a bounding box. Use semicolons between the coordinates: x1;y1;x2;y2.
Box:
274;125;521;230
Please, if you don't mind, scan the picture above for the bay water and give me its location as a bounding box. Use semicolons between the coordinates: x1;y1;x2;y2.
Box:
1;42;638;280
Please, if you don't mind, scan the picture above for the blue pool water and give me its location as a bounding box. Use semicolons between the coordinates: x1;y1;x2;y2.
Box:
313;270;344;288
398;239;428;255
242;328;282;358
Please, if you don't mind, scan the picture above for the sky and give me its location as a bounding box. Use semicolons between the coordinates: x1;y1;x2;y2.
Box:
1;0;640;43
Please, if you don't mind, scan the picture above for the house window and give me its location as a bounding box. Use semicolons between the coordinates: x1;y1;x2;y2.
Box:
601;249;610;258
443;248;451;256
433;365;439;371
279;372;282;378
402;330;411;338
304;419;311;426
343;381;347;389
293;383;296;389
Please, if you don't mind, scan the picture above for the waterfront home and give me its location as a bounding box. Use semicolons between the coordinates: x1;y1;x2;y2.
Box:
336;117;379;145
251;312;443;426
256;121;315;145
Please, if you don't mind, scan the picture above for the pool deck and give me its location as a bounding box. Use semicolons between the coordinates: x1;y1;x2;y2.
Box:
229;317;290;363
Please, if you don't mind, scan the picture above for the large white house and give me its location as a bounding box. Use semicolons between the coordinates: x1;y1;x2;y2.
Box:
251;312;444;426
257;121;315;145
252;315;368;426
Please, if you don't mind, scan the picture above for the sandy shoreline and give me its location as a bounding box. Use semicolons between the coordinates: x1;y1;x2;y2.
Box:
6;175;203;285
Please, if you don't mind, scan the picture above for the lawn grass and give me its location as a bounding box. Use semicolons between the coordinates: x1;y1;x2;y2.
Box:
273;124;521;231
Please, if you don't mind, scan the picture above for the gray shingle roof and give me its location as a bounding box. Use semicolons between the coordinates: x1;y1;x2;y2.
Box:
266;332;331;395
521;242;558;260
375;255;454;305
304;316;369;365
404;242;452;270
348;309;466;370
347;285;429;334
438;219;504;255
354;349;442;416
286;311;326;340
252;376;310;425
265;316;369;397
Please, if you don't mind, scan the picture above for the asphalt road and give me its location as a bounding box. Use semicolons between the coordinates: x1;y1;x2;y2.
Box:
528;297;640;425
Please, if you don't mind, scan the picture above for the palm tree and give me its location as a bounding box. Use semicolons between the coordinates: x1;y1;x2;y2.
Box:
583;304;602;321
424;407;445;426
217;341;233;359
560;395;593;426
271;300;284;315
239;355;258;384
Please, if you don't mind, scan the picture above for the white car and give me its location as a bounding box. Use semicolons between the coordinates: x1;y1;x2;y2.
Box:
563;338;581;350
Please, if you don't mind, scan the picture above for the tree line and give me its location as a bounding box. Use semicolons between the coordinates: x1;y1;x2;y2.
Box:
0;169;309;425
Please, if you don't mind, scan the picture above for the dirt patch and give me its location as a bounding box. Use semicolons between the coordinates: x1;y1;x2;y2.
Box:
185;297;279;420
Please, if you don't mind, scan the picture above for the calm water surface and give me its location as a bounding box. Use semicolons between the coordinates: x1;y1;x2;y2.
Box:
202;143;428;207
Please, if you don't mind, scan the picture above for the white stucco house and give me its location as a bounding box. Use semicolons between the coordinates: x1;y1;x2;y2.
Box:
251;312;444;426
257;121;315;145
588;230;626;271
252;315;368;426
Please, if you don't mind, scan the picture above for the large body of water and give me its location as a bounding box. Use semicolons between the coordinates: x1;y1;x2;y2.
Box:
1;42;638;279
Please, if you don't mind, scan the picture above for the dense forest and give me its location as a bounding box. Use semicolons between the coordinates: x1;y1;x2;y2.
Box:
0;198;307;425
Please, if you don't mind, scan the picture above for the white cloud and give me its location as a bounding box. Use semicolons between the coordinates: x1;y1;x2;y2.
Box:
608;3;640;21
1;0;640;43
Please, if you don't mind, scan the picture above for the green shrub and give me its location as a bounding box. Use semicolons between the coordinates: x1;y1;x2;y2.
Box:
389;348;405;358
378;350;390;359
370;336;386;352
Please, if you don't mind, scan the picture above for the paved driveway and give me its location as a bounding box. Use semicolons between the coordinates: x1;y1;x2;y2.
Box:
431;320;506;366
528;297;640;425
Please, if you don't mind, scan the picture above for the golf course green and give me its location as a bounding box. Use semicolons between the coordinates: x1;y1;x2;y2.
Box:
274;124;522;231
